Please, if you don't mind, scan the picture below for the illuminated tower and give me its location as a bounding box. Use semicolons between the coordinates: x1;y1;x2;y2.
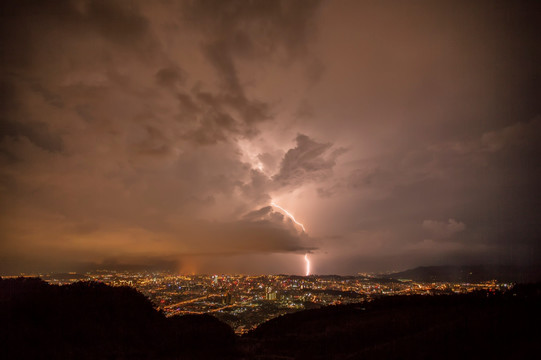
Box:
265;286;277;300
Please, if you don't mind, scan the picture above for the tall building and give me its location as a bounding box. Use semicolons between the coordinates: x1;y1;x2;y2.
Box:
265;286;277;300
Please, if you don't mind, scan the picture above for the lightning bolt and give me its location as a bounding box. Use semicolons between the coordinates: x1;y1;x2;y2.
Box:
270;202;306;232
269;201;310;275
304;253;311;276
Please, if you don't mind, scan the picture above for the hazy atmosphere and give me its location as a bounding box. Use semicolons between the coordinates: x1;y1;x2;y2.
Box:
1;0;540;275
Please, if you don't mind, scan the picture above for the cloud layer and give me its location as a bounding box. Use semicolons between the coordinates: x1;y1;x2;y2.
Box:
1;0;539;274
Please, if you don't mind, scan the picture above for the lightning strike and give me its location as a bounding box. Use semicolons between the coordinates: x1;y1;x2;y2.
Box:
304;253;311;276
270;202;306;232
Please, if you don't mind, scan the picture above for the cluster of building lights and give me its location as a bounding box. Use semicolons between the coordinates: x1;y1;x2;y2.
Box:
13;271;510;334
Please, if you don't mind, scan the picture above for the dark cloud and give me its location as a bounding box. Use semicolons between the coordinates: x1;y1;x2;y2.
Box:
0;0;539;274
189;218;311;254
155;66;186;88
422;219;466;239
84;0;150;46
170;87;271;145
240;170;272;205
1;120;64;154
181;0;321;59
183;110;237;145
176;92;200;114
203;41;244;95
243;206;274;221
273;134;344;187
133;125;171;156
1;0;153;72
174;0;322;143
177;77;271;145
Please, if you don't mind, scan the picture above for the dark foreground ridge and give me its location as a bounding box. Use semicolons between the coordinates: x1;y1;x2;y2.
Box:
0;278;236;359
1;278;540;359
243;286;541;359
386;265;541;283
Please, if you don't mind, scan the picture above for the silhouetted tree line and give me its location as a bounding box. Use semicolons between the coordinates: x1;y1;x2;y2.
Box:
1;277;540;359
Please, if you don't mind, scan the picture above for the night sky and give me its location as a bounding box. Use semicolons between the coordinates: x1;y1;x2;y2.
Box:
1;0;540;275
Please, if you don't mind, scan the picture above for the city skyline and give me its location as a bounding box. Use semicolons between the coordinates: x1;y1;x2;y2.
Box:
1;0;540;275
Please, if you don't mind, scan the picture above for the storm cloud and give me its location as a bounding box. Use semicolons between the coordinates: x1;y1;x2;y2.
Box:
1;0;539;275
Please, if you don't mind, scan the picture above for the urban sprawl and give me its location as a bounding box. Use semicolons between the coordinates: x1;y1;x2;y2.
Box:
8;271;509;334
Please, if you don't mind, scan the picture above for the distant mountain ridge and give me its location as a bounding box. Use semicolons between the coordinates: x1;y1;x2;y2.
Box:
386;265;541;283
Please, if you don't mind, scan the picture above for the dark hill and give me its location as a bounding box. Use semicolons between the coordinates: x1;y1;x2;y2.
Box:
0;277;236;359
3;277;540;359
386;265;541;283
242;284;541;359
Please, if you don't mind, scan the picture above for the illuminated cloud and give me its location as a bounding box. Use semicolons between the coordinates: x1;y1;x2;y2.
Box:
273;134;345;188
0;0;539;274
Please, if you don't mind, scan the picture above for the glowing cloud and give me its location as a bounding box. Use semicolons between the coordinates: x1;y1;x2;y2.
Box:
270;202;306;232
